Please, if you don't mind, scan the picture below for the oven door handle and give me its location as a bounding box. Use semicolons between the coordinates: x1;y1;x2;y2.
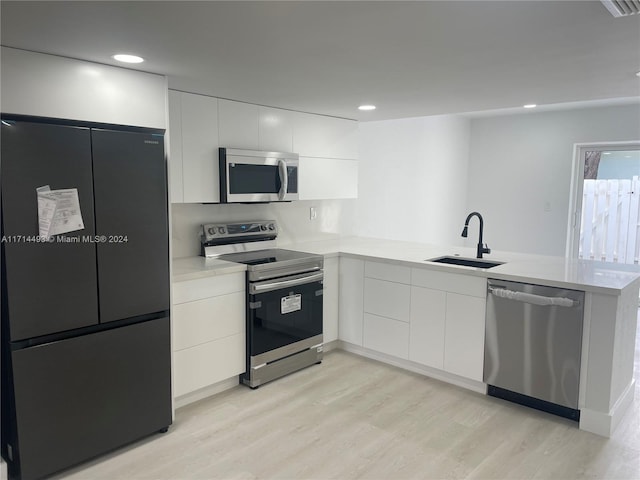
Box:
250;271;324;294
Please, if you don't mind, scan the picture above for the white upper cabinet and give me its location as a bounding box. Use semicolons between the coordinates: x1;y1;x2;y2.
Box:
168;90;220;203
259;107;293;152
168;90;184;203
298;157;358;200
292;112;358;159
180;92;220;203
218;102;294;153
218;99;260;150
168;91;358;202
2;47;166;129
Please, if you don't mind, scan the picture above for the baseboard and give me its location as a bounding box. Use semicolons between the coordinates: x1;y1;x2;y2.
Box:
322;339;340;352
172;339;488;409
580;379;635;437
173;341;340;408
338;341;487;394
174;377;240;410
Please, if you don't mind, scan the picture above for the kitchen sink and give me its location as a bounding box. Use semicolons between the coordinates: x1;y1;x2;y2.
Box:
426;256;504;269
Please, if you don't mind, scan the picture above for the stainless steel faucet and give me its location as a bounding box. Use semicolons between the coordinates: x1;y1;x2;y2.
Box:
461;212;491;259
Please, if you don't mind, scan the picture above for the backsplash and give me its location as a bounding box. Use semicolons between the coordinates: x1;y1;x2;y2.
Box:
171;200;357;258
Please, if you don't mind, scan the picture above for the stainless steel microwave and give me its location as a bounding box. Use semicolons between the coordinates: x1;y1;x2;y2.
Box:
219;148;299;203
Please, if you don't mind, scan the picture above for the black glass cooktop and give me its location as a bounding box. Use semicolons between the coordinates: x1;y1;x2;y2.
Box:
219;248;318;266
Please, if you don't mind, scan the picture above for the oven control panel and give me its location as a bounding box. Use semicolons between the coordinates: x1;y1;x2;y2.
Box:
201;220;277;243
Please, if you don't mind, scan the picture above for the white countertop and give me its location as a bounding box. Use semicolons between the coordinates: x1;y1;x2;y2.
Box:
280;236;640;295
173;256;247;282
173;236;640;295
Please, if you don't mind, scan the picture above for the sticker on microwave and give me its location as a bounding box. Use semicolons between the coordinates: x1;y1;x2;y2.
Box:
281;294;301;314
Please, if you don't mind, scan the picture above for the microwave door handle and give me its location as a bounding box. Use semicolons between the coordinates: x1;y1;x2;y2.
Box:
278;159;288;201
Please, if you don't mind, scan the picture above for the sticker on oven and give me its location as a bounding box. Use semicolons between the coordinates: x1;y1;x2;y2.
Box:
281;294;302;314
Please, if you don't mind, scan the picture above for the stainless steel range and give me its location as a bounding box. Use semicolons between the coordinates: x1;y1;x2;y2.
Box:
200;220;323;388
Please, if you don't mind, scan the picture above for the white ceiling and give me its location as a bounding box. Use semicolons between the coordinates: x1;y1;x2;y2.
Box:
1;1;639;121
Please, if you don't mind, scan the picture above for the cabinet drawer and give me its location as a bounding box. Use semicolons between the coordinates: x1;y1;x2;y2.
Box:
364;277;410;322
363;313;409;359
365;261;411;284
173;333;245;397
172;291;245;351
411;268;486;298
173;273;245;304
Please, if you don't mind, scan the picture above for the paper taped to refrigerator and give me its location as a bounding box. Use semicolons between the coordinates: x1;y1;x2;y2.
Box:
37;185;84;238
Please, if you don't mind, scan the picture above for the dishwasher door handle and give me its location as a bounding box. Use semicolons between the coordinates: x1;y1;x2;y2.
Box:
488;287;578;307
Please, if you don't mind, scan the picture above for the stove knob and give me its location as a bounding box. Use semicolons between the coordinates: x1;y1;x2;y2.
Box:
207;227;216;235
268;223;276;231
218;227;226;234
260;225;267;231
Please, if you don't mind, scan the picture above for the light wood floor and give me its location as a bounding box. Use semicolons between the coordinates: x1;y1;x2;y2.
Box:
57;331;640;480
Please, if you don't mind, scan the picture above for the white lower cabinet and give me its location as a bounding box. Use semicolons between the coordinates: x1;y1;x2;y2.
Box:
337;257;487;384
338;257;364;345
409;286;446;369
322;256;339;343
409;268;486;381
172;273;245;398
363;313;409;359
173;334;245;398
362;262;411;359
443;293;486;381
364;277;410;322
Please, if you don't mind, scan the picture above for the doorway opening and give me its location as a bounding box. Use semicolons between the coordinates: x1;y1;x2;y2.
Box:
567;143;640;263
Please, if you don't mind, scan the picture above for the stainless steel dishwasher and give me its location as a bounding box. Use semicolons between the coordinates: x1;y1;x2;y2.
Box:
484;279;585;420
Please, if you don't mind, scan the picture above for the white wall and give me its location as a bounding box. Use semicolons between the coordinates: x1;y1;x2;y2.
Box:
356;115;471;246
467;104;640;256
1;47;166;129
171;200;356;258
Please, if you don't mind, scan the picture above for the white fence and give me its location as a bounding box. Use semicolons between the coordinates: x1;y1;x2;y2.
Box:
579;176;640;264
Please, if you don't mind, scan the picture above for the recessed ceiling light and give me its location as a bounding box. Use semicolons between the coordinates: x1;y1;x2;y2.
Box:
636;71;640;77
603;152;612;155
358;105;376;111
112;54;144;64
523;104;537;109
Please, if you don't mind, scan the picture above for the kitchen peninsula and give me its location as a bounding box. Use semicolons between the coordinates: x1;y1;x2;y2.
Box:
272;236;640;438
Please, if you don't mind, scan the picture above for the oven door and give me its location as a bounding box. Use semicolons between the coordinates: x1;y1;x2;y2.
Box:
220;148;299;203
247;271;323;362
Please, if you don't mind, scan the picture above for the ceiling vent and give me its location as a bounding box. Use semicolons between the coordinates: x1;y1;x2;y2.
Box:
601;0;640;17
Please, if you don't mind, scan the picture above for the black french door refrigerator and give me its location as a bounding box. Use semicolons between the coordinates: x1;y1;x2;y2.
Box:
0;118;172;480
